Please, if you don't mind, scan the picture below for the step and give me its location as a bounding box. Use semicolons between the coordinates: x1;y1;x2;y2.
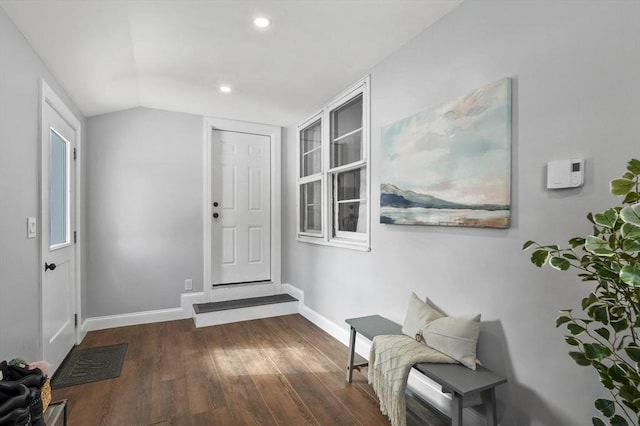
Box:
192;294;299;328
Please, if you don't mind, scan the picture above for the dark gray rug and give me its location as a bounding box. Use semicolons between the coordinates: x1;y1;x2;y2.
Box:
51;343;128;389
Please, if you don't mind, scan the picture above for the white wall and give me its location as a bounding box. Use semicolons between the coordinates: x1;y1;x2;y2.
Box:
283;1;640;425
86;107;203;317
0;7;87;362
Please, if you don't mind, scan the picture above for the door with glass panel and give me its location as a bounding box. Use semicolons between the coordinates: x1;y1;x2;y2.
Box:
41;94;76;374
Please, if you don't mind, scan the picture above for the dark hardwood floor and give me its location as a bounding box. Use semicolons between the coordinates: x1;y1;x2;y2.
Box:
51;314;447;426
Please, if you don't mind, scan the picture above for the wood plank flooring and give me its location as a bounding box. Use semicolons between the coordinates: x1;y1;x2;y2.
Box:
51;314;447;426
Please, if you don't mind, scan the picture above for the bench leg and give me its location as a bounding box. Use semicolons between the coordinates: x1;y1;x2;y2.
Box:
485;387;497;426
346;326;357;383
451;393;463;426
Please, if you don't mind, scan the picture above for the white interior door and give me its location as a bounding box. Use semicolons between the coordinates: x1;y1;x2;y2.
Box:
41;90;77;374
211;130;271;285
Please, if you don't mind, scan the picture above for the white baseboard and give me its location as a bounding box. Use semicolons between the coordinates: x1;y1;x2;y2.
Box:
81;292;206;333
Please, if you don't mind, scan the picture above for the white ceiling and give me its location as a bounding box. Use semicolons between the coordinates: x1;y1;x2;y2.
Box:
0;0;462;125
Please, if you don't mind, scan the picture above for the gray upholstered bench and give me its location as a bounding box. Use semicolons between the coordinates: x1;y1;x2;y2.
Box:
346;315;507;426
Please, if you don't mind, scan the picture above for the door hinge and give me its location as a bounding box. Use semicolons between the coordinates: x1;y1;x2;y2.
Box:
74;314;78;327
74;231;77;243
73;148;77;160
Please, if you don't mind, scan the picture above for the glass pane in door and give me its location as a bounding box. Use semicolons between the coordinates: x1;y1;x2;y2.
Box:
50;129;69;247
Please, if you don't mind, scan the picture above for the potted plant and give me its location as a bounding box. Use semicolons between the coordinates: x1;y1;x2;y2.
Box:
523;159;640;426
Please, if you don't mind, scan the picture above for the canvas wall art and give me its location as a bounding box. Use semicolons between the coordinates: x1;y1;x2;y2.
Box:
380;78;512;228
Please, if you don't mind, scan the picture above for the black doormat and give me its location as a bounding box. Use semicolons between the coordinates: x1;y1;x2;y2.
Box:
51;343;128;389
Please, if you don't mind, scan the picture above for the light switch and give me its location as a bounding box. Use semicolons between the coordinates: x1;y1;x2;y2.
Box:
27;217;37;239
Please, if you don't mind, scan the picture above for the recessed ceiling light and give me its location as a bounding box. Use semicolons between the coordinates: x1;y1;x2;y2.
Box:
253;16;271;28
219;85;232;93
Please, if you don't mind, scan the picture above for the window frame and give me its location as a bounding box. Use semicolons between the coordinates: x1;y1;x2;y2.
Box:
297;112;325;239
296;76;370;251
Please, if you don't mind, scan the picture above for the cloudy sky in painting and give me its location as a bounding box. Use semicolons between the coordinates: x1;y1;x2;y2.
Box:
381;78;511;206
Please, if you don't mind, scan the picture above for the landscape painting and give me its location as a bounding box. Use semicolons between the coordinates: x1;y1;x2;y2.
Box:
380;78;511;228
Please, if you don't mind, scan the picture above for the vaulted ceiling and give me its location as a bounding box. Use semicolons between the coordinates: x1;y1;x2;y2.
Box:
0;1;462;125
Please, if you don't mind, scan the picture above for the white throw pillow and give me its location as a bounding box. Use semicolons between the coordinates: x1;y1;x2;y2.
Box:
401;292;445;340
422;314;481;370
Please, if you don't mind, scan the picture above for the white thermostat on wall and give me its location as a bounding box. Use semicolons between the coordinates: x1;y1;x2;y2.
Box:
547;159;584;189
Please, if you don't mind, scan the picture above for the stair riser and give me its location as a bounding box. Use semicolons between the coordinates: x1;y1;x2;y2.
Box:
211;282;275;302
193;300;299;328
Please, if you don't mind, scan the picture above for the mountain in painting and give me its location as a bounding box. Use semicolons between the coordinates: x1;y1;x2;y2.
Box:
380;183;508;211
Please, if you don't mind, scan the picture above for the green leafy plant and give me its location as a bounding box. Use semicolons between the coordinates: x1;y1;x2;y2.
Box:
523;159;640;426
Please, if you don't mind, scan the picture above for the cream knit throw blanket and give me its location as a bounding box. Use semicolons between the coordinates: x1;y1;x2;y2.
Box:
368;334;456;426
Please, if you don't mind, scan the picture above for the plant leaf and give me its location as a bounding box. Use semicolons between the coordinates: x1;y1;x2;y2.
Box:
595;399;616;418
620;203;640;226
600;375;615;390
556;315;572;327
611;318;629;332
623;192;639;204
584;343;612;360
593;248;615;257
569;351;591;366
619;265;640;287
585;236;614;257
627;158;640;174
608;363;628;383
610;415;629;426
619;384;640;403
594;209;618;228
622;239;640;252
565;336;580;346
582;293;598;309
594;327;610;340
611;178;636;196
588;305;609;324
624;345;640;362
531;249;549;267
569;237;586;248
550;256;571;271
621;223;640;239
592;417;606;426
522;240;537;250
567;324;587;335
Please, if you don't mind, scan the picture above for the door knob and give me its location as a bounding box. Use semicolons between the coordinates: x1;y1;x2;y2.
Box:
45;262;57;271
213;213;219;218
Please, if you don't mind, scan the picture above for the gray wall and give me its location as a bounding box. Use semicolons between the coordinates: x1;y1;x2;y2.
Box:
283;1;640;425
0;7;87;362
86;107;203;317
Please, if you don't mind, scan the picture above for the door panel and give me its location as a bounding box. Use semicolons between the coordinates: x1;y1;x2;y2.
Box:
222;227;236;264
248;168;263;210
248;227;262;263
212;130;271;284
41;99;76;375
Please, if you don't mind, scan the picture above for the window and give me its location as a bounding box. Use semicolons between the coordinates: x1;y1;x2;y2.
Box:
50;128;71;248
296;76;370;250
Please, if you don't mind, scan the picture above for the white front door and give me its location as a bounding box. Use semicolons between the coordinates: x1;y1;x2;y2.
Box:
41;84;78;374
211;130;271;285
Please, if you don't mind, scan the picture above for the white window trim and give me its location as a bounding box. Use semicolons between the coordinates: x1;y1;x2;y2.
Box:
296;75;371;251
